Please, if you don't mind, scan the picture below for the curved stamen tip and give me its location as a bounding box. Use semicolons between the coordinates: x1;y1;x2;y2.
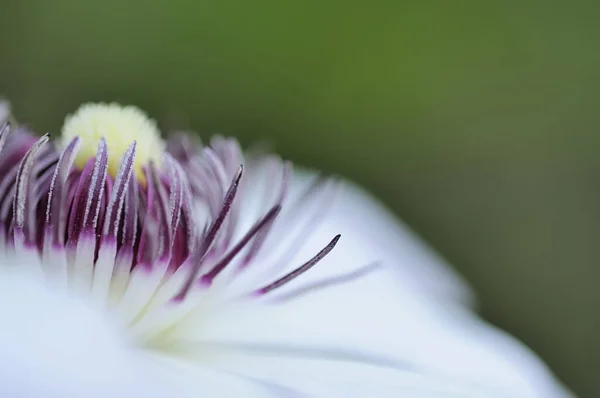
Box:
233;164;244;185
253;234;341;296
14;133;51;231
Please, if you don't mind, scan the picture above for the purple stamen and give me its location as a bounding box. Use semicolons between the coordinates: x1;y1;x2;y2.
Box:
173;165;243;300
122;175;138;247
136;165;159;266
13;133;50;243
0;167;19;214
82;138;108;232
253;234;341;295
67;154;99;246
173;156;196;251
0;123;10;156
148;163;172;260
102;142;136;238
165;155;184;245
199;204;281;286
203;165;243;249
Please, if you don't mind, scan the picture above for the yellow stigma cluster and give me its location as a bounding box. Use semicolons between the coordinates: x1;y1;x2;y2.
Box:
61;103;164;183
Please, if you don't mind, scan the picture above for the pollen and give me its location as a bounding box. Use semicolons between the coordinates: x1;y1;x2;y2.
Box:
61;103;164;183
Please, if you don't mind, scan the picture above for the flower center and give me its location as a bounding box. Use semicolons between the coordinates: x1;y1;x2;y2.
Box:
61;103;164;183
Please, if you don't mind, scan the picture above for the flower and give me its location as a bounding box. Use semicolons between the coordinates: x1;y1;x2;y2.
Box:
0;102;574;397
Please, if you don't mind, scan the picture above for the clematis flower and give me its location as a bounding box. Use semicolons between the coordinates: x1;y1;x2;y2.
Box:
0;103;574;397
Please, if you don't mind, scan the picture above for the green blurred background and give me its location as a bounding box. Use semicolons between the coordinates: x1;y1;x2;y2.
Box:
1;0;599;396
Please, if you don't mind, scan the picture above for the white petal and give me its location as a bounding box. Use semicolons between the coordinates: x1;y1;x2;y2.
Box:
185;174;573;397
0;263;285;398
0;266;171;398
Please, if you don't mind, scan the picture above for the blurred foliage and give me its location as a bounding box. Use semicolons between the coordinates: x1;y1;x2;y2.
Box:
1;0;599;396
